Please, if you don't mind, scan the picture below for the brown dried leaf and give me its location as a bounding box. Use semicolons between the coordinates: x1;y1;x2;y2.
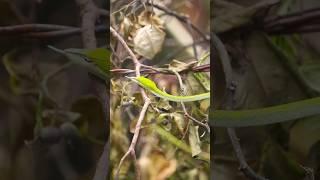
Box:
138;10;163;28
133;25;165;59
188;125;202;157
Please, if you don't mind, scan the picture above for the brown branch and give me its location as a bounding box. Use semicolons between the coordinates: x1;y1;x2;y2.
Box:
213;5;320;35
264;7;320;27
110;27;139;67
265;11;320;30
115;100;150;180
75;0;99;48
23;28;81;38
224;76;268;180
227;128;268;180
73;1;110;180
268;24;320;35
172;70;210;133
262;7;320;34
213;33;268;180
0;8;108;35
110;26;150;180
110;64;210;75
22;25;107;38
0;17;107;38
192;64;210;72
0;24;73;33
181;101;210;133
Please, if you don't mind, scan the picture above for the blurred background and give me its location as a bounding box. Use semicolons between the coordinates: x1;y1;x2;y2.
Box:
0;0;108;180
110;0;210;179
212;0;320;180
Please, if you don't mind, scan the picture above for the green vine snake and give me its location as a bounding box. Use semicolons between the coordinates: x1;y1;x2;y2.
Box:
129;76;320;127
48;46;320;128
128;76;210;102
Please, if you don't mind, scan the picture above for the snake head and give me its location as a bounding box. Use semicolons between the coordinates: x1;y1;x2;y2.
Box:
126;76;158;90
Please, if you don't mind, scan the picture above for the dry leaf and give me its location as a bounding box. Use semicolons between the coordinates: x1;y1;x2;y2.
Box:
188;125;202;157
133;25;165;59
138;10;163;27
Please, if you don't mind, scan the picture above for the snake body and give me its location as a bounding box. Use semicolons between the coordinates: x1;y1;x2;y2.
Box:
48;47;320;128
129;76;210;102
213;97;320;127
130;76;320;127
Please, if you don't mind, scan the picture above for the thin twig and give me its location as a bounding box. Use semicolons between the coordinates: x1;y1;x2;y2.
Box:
182;103;210;132
24;28;81;38
73;1;110;180
75;0;99;48
264;7;320;28
213;33;268;180
262;7;320;34
172;70;210;133
110;63;210;75
0;24;107;38
227;128;268;180
110;27;140;67
0;24;73;33
111;26;150;180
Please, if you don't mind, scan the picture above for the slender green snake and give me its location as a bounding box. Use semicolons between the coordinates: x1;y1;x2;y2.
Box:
213;97;320;127
128;76;210;102
129;76;320;127
48;46;320;128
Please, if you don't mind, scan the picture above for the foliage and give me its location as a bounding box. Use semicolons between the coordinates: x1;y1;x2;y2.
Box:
110;1;210;179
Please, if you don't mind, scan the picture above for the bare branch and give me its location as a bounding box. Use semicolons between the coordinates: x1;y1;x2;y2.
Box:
213;32;268;180
110;26;151;180
73;1;110;180
75;0;99;48
110;64;210;75
0;24;74;33
227;128;269;180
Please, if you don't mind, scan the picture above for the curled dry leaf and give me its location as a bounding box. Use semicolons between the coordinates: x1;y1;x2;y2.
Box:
133;24;166;59
138;10;163;28
120;16;135;37
189;125;202;157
